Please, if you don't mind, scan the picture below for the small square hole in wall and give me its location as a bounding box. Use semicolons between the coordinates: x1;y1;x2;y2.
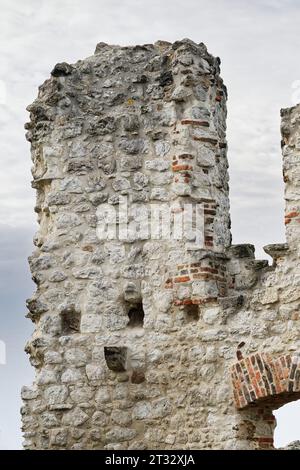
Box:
61;309;81;334
127;302;144;327
104;347;127;372
184;304;199;322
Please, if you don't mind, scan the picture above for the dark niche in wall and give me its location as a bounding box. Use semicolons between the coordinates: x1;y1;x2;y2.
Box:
61;308;81;334
184;303;199;321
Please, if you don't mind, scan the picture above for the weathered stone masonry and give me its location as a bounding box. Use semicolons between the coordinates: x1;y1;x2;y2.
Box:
22;39;300;449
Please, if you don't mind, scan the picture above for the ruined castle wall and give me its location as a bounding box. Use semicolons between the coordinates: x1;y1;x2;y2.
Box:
21;39;300;450
228;104;300;448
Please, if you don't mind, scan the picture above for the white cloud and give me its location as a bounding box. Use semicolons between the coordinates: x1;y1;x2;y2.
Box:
274;401;300;448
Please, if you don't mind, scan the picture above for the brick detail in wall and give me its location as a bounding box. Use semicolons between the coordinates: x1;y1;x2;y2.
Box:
204;200;217;248
181;119;210;127
231;352;300;409
169;192;217;250
171;154;194;192
285;209;300;225
165;259;227;305
172;154;194;173
256;409;276;450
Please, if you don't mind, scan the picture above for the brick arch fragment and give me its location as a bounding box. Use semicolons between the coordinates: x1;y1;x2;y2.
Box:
232;352;300;409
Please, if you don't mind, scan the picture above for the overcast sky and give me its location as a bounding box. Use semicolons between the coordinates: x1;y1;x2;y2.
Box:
0;0;300;449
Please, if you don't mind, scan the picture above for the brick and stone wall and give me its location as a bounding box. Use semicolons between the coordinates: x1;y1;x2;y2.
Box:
22;39;300;450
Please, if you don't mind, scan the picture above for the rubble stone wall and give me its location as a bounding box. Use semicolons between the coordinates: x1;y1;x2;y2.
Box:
22;39;300;450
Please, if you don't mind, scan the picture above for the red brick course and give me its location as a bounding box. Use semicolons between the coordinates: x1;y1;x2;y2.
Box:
172;164;193;172
285;210;300;225
164;259;227;305
193;136;218;145
181;119;210;127
174;297;217;306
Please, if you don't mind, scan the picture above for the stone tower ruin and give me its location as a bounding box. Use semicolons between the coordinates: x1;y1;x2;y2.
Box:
22;39;300;450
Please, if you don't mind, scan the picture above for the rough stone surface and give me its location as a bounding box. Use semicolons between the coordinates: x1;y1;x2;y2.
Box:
23;39;300;450
281;440;300;450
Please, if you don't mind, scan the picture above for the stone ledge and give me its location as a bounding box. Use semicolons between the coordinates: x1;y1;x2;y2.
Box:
263;243;289;259
227;244;255;259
